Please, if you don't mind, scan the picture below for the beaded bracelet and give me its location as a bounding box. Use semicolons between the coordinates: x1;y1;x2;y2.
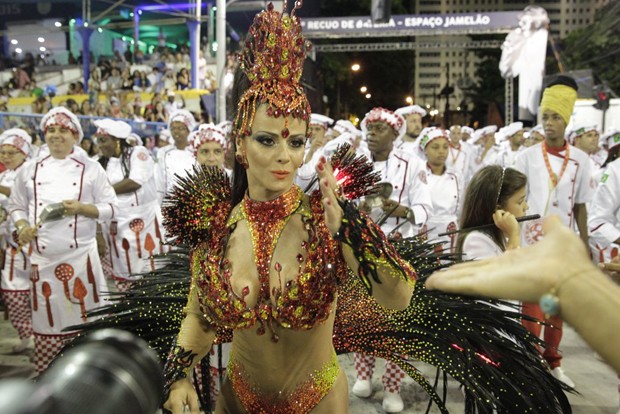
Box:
539;272;582;318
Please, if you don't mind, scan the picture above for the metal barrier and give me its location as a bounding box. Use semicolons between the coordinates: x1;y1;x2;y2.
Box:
0;112;167;140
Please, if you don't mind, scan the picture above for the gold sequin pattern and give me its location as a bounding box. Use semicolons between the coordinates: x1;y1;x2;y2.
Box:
227;349;340;414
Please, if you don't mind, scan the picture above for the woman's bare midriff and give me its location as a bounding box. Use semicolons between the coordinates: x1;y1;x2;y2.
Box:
214;309;349;413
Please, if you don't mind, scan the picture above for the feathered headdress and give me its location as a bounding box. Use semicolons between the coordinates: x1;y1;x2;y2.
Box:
233;1;311;141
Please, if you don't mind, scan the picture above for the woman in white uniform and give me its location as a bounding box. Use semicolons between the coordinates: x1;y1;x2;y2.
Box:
94;119;166;292
419;127;463;254
0;129;33;353
8;107;118;374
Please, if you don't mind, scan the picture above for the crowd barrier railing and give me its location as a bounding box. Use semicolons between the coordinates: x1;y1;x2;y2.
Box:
0;112;167;139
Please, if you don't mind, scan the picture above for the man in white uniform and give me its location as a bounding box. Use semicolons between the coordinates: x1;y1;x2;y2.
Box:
353;107;432;413
524;124;545;148
469;125;499;174
9;107;118;374
514;75;594;388
492;122;525;167
394;104;426;159
94;119;166;291
446;124;474;181
589;130;620;263
156;109;197;202
296;113;333;190
568;123;606;170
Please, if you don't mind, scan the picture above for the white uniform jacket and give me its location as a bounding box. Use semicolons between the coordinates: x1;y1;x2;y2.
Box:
588;158;620;262
490;144;522;168
0;166;30;292
155;144;195;202
8;152;118;335
423;166;463;253
446;143;473;182
102;146;166;279
369;149;431;238
514;142;594;245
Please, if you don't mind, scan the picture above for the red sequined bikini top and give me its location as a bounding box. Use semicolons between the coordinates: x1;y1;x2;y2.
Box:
191;185;347;342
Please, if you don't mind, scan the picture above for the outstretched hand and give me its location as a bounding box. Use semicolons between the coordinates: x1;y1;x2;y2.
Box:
316;156;343;236
163;379;200;414
599;255;620;284
426;216;594;302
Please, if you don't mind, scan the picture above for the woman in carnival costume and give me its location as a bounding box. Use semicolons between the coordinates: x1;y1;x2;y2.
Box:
71;2;572;413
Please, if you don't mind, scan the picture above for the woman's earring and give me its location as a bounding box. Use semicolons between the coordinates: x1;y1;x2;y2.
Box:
235;152;249;169
115;140;121;155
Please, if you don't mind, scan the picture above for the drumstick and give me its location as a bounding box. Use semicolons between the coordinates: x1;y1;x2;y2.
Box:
437;214;541;237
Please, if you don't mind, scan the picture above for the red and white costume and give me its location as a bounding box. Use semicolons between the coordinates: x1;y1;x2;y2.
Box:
0;130;33;346
513;140;593;369
9;149;118;373
369;149;432;238
103;148;165;281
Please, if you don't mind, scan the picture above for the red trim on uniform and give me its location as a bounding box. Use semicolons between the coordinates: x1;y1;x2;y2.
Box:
0;288;30;293
32;158;49;255
109;203;115;219
71;157;86;249
32;332;76;338
546;141;568;157
392;153;409;226
589;223;604;233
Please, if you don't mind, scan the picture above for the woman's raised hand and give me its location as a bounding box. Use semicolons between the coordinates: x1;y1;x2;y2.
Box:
163;379;200;414
316;156;344;236
493;209;519;239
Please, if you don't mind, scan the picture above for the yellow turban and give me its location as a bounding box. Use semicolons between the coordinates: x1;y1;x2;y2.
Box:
540;84;577;125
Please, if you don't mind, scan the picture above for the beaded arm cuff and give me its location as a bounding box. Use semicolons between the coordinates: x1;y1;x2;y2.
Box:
162;341;198;405
334;199;416;294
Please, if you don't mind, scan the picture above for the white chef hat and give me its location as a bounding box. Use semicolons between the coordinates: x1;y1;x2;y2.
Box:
418;127;449;151
601;129;620;151
93;119;133;140
498;122;524;141
168;109;197;133
217;120;233;136
567;123;599;144
470;125;498;144
461;126;474;136
0;128;32;156
322;132;356;158
530;124;545;135
40;107;84;142
361;107;406;140
191;123;227;153
395;104;427;118
333;119;358;136
127;133;144;146
310;114;334;130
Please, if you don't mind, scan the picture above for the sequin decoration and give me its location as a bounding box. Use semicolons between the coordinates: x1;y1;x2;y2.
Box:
233;1;311;144
335;198;417;294
162;165;231;247
191;186;342;341
228;349;339;414
162;342;198;402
